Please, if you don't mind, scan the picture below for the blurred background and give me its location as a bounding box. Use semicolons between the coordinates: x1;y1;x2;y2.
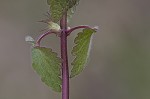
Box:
0;0;150;99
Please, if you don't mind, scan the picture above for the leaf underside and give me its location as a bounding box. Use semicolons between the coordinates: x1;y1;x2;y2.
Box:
47;0;80;22
32;47;62;92
70;29;96;78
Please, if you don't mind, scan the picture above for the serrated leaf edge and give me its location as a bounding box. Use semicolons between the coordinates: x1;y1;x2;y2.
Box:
31;46;62;92
70;29;96;78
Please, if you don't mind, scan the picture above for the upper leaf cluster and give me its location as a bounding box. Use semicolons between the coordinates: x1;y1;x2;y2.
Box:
47;0;80;22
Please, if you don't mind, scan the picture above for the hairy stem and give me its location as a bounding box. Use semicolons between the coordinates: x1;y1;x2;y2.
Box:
60;12;69;99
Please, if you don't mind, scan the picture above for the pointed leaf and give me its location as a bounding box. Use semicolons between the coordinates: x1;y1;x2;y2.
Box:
32;46;62;92
70;29;96;78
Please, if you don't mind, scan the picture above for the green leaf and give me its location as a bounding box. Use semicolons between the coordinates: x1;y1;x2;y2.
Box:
47;0;80;22
32;46;62;92
70;28;96;78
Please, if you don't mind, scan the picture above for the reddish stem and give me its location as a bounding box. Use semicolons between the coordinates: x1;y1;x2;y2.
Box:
60;13;69;99
36;31;57;46
67;25;97;36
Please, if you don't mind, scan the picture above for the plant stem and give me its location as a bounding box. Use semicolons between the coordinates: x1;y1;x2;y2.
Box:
60;12;69;99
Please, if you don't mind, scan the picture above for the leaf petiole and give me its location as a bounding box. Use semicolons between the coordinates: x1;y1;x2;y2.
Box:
36;30;60;46
67;25;98;36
